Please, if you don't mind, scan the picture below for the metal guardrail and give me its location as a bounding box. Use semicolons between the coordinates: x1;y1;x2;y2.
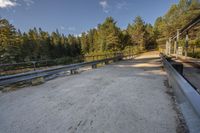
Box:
0;55;124;87
0;53;120;68
161;54;200;133
0;52;126;76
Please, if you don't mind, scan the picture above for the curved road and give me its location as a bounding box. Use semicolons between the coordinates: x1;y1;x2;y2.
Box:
0;52;178;133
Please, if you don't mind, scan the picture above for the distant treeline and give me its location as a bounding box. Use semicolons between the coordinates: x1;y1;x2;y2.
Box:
0;0;199;64
0;16;156;64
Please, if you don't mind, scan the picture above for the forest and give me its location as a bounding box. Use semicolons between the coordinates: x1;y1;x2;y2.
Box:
0;0;200;64
154;0;200;56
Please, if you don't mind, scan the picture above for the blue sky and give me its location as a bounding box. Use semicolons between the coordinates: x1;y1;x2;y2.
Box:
0;0;179;35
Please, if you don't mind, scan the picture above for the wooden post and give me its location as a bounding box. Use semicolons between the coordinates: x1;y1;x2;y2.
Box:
169;38;171;55
166;41;170;55
33;61;36;71
185;31;189;58
176;29;180;59
174;41;177;54
166;41;168;55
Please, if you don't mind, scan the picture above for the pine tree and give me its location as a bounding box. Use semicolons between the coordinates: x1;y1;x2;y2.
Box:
98;17;121;51
127;16;147;50
80;32;90;54
0;18;20;63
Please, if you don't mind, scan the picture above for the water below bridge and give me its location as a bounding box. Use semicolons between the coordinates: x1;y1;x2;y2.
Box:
0;52;180;133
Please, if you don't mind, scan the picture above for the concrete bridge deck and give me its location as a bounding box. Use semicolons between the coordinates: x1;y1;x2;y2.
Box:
0;52;179;133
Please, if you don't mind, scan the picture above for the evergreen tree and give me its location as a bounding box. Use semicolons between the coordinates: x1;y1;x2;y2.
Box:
127;16;147;50
97;17;121;51
0;18;20;63
80;32;89;54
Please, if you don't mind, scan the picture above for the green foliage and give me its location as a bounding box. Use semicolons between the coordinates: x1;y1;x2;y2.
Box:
155;0;200;56
1;0;199;64
154;0;200;38
80;32;89;54
0;19;82;64
123;46;142;56
0;16;158;64
127;16;157;50
97;17;121;51
80;16;157;55
0;18;20;63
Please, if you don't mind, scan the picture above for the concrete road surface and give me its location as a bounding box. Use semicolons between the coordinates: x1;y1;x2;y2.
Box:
0;52;178;133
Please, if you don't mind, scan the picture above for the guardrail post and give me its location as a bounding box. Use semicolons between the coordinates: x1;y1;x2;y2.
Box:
113;56;117;62
70;69;74;75
118;53;123;61
70;69;78;75
105;60;109;65
92;64;97;69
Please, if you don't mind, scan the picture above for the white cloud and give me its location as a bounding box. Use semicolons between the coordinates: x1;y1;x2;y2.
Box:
0;0;17;8
99;0;108;9
99;0;109;13
74;34;82;37
0;0;34;8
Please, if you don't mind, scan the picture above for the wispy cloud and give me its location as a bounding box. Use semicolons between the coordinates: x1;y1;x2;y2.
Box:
68;26;76;31
0;0;34;8
99;0;128;13
116;1;127;9
60;26;65;30
0;0;17;8
23;0;34;6
99;0;109;13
